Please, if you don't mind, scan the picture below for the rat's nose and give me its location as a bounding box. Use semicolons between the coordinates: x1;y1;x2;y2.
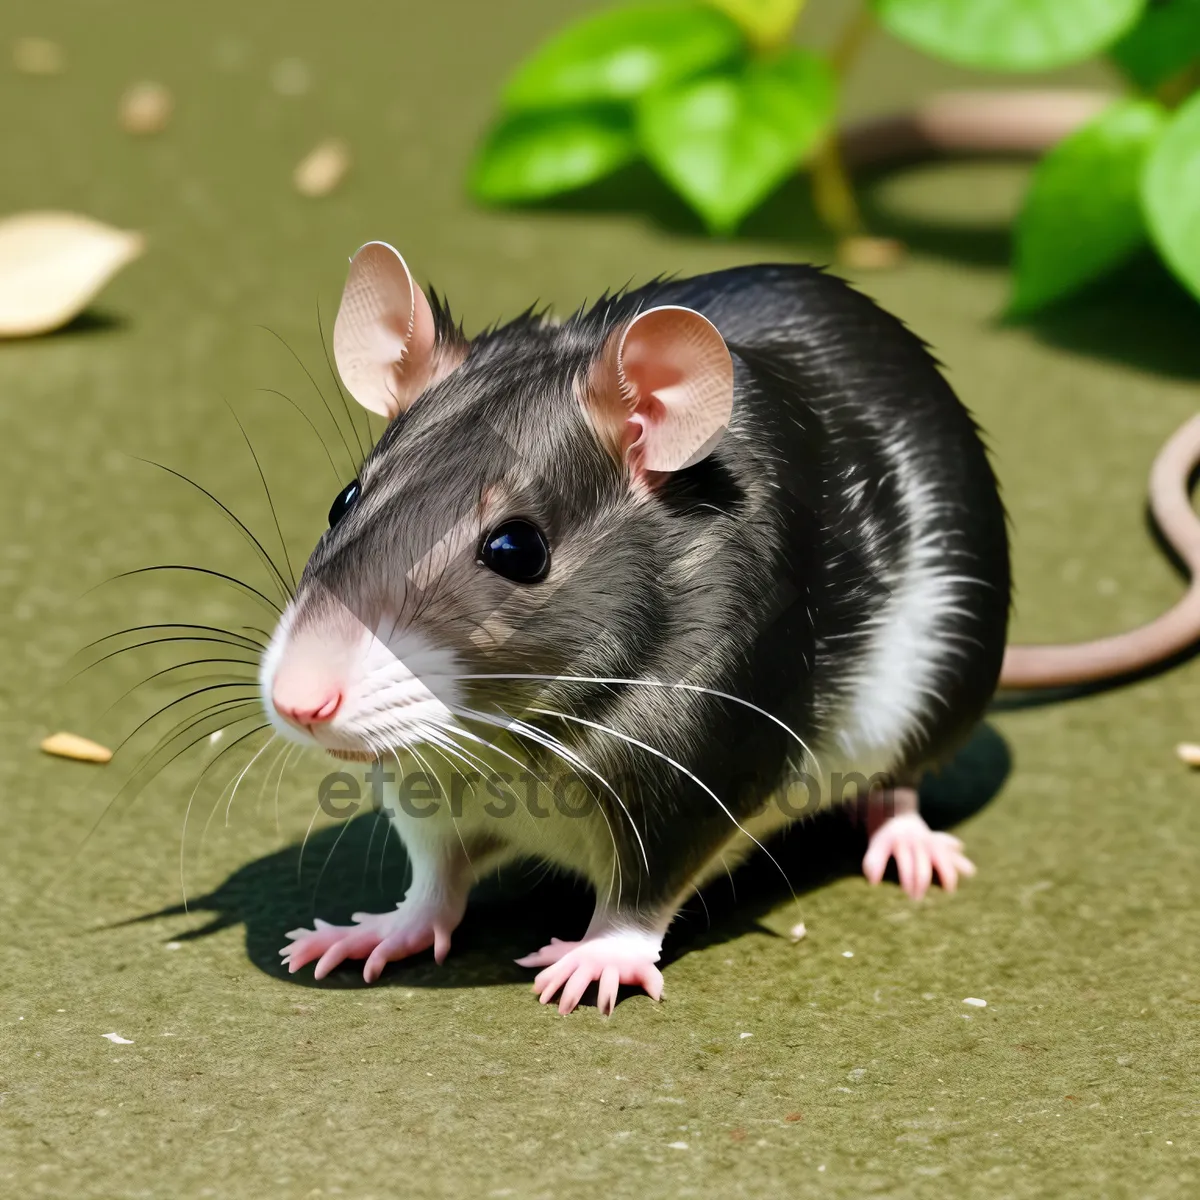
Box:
273;689;342;727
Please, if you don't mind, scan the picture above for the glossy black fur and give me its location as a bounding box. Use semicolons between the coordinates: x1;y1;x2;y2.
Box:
312;264;1011;910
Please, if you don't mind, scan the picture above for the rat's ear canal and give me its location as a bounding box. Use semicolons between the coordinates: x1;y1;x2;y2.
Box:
332;241;438;418
602;305;734;476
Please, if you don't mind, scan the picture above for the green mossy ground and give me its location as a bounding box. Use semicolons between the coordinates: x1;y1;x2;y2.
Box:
1;2;1195;1196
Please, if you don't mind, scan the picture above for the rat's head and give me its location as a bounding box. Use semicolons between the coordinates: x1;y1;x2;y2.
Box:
260;242;735;760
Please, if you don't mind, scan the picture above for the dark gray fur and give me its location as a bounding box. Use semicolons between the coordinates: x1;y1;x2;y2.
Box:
298;264;1011;909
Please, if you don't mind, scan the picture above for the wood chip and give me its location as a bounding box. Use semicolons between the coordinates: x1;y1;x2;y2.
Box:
41;731;112;763
838;235;907;271
119;81;173;135
294;139;350;198
13;37;64;75
0;212;144;337
1177;742;1200;767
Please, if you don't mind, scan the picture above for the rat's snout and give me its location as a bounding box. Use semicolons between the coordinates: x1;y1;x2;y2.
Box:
272;681;342;729
271;646;346;731
262;598;367;737
261;586;463;757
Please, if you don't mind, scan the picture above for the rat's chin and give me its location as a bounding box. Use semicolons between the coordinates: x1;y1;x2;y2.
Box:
324;746;379;763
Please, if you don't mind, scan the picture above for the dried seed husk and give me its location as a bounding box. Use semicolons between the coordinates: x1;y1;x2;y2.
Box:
1176;742;1200;767
0;211;144;337
294;139;351;197
837;235;907;271
41;731;113;763
119;81;173;135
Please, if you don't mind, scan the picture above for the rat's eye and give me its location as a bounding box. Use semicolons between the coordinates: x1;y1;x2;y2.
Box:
328;479;360;528
479;518;550;584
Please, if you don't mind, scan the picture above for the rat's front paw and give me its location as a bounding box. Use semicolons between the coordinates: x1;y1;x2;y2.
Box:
516;928;664;1015
280;896;465;983
862;811;976;900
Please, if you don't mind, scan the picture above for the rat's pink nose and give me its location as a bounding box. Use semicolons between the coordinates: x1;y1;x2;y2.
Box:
273;688;342;727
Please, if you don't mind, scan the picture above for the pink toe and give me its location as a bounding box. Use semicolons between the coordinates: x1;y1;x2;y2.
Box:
639;965;665;1002
433;928;451;965
895;843;914;897
912;842;932;900
284;937;328;973
868;849;888;888
558;967;593;1015
534;962;568;1003
930;842;959;892
597;966;620;1015
313;941;353;980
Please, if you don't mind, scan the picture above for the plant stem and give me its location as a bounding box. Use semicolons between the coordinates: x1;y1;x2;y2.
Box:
1157;61;1200;109
811;137;863;237
811;6;875;239
829;5;876;74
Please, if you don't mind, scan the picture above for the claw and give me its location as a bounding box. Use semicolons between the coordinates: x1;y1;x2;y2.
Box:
279;897;464;982
518;927;665;1014
863;810;976;900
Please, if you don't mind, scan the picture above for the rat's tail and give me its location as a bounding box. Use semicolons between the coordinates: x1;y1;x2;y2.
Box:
1000;416;1200;690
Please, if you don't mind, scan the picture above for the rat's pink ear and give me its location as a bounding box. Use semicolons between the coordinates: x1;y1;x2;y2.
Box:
332;241;437;418
587;305;734;479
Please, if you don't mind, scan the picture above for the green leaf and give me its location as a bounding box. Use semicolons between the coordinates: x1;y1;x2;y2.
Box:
469;109;638;203
707;0;807;49
503;2;745;112
1110;0;1200;91
1011;99;1167;314
637;50;837;233
872;0;1147;71
1143;90;1200;300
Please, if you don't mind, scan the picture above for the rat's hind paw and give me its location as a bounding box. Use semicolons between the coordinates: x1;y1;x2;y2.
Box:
516;928;664;1015
280;898;463;983
862;811;976;900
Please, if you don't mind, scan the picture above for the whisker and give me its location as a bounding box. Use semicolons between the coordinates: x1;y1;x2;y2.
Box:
257;387;343;483
257;324;359;475
316;298;370;465
98;658;258;717
456;672;821;778
362;804;388;890
65;708;265;883
66;636;259;687
407;740;476;876
115;681;261;756
255;740;294;820
272;743;302;836
224;399;297;594
528;704;797;905
122;700;265;797
451;706;629;907
131;458;294;602
310;788;358;910
94;565;283;614
224;734;278;826
421;720;555;855
460;705;645;871
75;622;266;655
297;796;325;885
180;724;272;908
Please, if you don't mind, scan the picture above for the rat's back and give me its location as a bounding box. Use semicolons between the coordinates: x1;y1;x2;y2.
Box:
627;264;1012;776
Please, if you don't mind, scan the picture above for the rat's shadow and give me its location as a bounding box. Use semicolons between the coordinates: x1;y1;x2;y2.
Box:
126;723;1010;994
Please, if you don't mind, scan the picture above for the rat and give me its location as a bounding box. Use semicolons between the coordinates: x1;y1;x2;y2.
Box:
260;242;1200;1014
